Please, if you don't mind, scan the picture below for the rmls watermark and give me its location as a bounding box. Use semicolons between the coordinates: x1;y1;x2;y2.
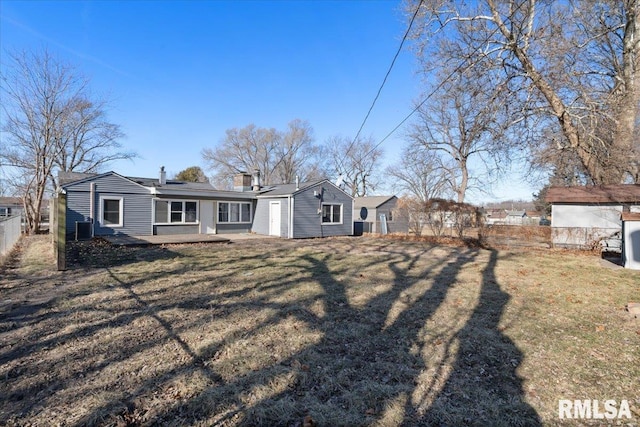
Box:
559;399;632;420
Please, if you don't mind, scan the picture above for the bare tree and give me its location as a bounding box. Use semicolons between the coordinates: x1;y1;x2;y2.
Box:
407;66;509;203
202;120;323;189
408;0;640;184
273;119;324;183
0;49;131;234
326;135;383;197
386;143;450;202
52;96;131;185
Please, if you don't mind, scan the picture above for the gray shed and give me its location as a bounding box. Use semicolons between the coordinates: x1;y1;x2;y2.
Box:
254;180;354;238
546;185;640;249
354;196;407;234
622;213;640;270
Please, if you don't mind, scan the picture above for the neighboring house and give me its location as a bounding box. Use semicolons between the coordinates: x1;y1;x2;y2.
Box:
484;209;507;225
59;169;353;239
0;197;23;218
525;211;543;224
505;210;526;225
353;196;407;234
546;184;640;249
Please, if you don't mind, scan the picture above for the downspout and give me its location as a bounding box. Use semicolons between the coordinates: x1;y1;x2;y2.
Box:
90;182;96;237
319;187;324;238
351;198;355;236
289;195;294;238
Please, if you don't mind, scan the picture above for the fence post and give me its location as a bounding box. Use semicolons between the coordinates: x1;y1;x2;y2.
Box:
56;192;66;271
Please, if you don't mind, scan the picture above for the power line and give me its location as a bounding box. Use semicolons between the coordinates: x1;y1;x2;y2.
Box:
358;1;529;162
343;0;424;160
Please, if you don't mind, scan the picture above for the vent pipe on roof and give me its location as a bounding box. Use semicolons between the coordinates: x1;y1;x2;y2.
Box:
295;175;299;191
252;169;261;191
159;166;166;185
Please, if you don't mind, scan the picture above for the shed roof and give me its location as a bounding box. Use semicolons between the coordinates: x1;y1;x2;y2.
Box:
0;197;23;206
354;196;397;209
621;212;640;221
546;185;640;203
256;180;326;197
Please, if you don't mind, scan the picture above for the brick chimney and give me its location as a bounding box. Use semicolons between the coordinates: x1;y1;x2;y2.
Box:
233;172;252;192
159;166;166;185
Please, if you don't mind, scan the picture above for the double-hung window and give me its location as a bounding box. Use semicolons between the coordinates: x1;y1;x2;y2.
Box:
101;197;123;227
322;204;342;224
154;200;198;224
218;202;251;223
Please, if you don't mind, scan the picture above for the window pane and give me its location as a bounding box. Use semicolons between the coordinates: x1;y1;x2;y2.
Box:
103;199;120;225
185;202;197;222
332;205;341;223
241;203;251;222
322;205;332;223
171;201;183;222
230;203;240;222
155;200;168;223
218;203;229;222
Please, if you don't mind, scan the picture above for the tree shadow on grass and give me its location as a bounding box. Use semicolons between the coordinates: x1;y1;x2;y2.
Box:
418;250;541;426
2;238;541;426
132;242;539;426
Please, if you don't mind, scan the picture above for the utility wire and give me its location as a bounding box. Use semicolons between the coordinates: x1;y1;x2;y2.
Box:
357;1;529;162
342;0;424;161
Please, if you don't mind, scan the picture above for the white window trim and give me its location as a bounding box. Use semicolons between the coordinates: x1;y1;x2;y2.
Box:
217;201;252;224
321;203;343;225
153;199;200;225
100;196;123;228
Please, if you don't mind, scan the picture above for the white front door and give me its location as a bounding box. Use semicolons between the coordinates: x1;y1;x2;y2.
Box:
269;201;281;237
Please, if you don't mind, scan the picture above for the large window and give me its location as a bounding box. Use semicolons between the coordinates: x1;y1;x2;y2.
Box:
322;203;342;224
218;202;251;223
154;200;198;224
101;197;123;227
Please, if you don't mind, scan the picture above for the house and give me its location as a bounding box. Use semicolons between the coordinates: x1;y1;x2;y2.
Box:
484;208;507;225
59;168;353;240
353;195;407;234
0;197;24;218
505;210;526;225
546;184;640;249
525;211;543;224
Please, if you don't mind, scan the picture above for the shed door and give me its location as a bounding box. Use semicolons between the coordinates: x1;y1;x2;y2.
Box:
269;201;281;237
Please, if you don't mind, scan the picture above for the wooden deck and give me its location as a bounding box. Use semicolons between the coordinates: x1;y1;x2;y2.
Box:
101;233;275;247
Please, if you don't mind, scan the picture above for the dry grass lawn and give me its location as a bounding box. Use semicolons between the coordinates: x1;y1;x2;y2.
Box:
1;234;638;426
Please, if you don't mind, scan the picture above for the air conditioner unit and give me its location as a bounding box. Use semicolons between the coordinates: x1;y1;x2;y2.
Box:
75;221;92;241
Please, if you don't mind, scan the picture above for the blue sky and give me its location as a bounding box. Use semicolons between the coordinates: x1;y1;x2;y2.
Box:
1;0;536;203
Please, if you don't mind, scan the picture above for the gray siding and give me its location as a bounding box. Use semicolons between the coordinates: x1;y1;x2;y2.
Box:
64;174;152;236
154;224;199;235
252;198;289;237
217;223;252;233
293;184;352;238
377;198;408;234
551;203;622;248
